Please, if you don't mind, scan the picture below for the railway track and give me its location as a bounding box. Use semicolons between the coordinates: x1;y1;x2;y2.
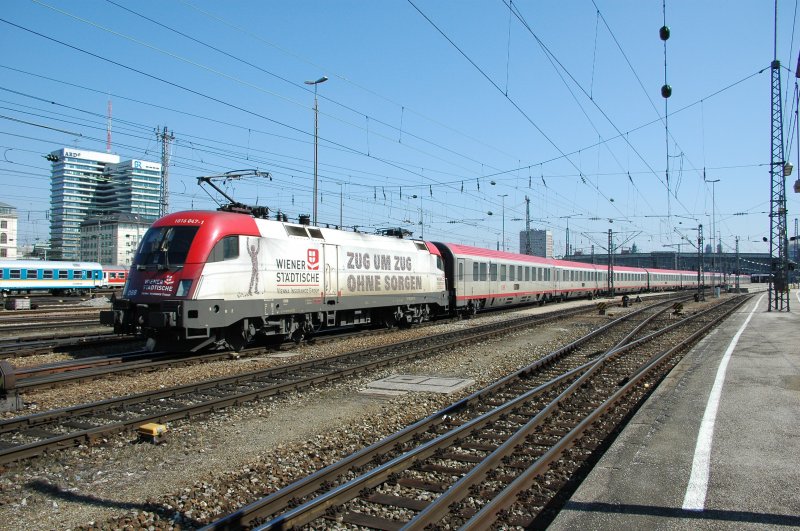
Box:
0;301;632;465
1;296;613;392
202;294;749;530
0;333;130;358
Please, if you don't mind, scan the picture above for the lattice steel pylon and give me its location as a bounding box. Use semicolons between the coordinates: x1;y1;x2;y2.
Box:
157;126;175;218
769;60;790;311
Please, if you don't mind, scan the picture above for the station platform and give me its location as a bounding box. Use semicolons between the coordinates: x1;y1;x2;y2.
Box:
550;291;800;530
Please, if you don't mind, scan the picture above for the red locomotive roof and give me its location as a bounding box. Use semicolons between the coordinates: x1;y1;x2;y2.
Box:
153;210;260;263
424;241;442;256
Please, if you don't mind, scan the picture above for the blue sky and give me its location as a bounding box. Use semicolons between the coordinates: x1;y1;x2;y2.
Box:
1;0;799;255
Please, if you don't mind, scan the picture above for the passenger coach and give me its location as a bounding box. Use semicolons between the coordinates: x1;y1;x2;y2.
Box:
0;260;103;296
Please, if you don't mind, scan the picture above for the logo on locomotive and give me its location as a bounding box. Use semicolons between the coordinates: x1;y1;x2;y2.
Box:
274;247;322;295
307;248;320;270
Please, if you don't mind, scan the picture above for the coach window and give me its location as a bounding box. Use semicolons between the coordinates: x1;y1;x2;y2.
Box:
473;262;479;281
500;264;507;281
458;262;464;281
58;270;69;279
490;263;498;281
517;266;522;280
509;265;515;281
479;262;488;281
43;270;53;279
9;269;20;279
525;267;530;281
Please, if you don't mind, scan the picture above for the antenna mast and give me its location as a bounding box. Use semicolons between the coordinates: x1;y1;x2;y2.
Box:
106;99;112;153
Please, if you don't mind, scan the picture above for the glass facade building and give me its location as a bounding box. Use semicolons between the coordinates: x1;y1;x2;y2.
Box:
48;148;161;261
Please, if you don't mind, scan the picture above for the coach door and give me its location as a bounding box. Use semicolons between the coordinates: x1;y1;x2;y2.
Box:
457;258;467;297
323;244;339;302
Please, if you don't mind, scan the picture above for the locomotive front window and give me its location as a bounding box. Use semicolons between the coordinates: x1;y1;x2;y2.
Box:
134;225;200;268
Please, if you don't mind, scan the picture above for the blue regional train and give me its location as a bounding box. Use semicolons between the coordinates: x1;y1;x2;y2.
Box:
0;260;104;296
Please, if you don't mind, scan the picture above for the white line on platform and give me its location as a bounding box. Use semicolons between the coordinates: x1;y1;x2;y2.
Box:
681;294;764;511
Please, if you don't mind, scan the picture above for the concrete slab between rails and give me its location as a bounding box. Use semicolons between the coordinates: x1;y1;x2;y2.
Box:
266;352;301;359
364;374;475;395
549;292;800;531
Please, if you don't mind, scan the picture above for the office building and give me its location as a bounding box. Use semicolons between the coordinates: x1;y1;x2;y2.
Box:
48;148;161;261
80;213;151;266
519;229;553;258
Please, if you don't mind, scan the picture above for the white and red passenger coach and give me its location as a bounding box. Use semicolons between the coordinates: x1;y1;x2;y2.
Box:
102;211;448;351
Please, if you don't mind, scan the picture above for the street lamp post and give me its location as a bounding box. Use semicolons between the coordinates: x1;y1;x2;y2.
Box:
499;194;508;251
707;178;720;287
304;76;328;225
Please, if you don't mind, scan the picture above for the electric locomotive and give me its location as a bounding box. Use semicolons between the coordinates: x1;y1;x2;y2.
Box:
101;210;448;351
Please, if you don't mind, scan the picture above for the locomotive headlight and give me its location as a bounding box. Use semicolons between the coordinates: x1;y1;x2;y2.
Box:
176;279;193;297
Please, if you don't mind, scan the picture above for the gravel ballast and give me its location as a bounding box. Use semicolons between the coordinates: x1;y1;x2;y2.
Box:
0;299;637;529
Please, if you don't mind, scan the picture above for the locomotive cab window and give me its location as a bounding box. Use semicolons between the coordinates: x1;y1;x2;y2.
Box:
208;236;240;262
135;225;200;267
308;227;324;239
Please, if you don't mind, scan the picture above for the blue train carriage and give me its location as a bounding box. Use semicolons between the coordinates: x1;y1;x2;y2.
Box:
0;260;103;296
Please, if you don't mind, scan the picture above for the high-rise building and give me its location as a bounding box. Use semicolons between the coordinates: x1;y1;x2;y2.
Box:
519;229;553;258
48;148;161;261
0;202;18;259
104;159;162;220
